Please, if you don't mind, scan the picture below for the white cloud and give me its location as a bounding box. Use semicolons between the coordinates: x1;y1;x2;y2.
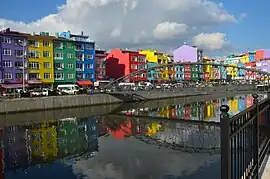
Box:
153;22;188;39
192;32;229;51
0;0;242;51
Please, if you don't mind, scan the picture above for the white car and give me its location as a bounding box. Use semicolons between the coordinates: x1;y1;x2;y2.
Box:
41;89;49;96
57;84;79;95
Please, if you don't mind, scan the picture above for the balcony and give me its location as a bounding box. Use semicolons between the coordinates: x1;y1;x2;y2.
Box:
76;68;83;71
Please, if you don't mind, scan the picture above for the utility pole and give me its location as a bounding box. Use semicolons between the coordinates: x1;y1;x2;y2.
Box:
19;39;26;92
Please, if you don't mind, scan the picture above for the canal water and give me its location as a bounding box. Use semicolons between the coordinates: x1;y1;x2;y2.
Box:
0;94;265;179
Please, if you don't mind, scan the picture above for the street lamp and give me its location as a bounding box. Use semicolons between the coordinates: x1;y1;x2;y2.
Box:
18;39;27;92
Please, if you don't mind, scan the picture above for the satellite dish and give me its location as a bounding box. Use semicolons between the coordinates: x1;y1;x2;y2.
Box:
184;42;187;45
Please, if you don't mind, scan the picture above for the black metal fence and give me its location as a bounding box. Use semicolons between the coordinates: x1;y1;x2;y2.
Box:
220;94;270;179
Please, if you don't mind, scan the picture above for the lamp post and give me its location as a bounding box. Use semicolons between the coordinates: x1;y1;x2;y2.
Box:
18;39;26;92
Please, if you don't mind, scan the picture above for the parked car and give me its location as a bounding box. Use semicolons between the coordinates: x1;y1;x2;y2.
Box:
57;84;79;95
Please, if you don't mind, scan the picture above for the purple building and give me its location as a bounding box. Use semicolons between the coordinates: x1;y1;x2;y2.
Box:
0;28;28;87
256;60;270;73
264;49;270;59
173;44;198;63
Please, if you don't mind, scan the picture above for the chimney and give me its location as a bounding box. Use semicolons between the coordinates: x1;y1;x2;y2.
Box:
81;31;83;36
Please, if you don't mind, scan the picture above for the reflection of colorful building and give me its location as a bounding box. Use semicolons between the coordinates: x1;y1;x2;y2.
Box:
147;121;162;136
3;126;31;169
31;120;58;161
0;128;3;179
85;117;98;151
108;120;132;139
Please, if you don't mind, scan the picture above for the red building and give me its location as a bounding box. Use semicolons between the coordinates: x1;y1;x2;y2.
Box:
106;49;147;82
245;62;256;80
95;49;108;81
184;65;191;81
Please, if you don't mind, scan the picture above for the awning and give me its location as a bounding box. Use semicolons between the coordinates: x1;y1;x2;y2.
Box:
1;84;29;89
28;80;42;84
76;80;93;86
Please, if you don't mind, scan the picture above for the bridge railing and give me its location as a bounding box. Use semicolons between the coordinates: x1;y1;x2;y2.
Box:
220;94;270;179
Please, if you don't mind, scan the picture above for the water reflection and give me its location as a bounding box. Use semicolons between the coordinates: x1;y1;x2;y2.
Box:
0;94;265;179
0;115;221;179
119;94;261;122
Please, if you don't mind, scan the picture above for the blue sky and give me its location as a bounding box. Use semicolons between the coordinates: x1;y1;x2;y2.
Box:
0;0;269;54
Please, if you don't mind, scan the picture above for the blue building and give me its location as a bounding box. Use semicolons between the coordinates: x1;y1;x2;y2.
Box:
237;62;245;78
59;31;95;83
175;65;184;81
147;62;158;82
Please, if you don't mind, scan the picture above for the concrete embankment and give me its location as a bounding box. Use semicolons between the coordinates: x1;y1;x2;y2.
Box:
0;84;257;114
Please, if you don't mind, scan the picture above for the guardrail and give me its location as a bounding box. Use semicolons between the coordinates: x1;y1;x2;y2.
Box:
220;94;270;179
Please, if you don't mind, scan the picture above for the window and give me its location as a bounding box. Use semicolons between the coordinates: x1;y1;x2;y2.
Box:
4;72;12;79
76;63;83;69
54;42;63;49
44;73;51;79
138;56;146;62
54;73;64;80
54;52;64;59
67;63;73;68
3;49;11;56
2;37;11;43
2;61;12;68
131;64;137;69
29;73;40;80
138;64;145;70
55;63;64;69
43;62;50;68
43;51;50;58
16;73;23;79
86;64;93;69
14;50;24;57
43;41;50;47
85;73;94;79
67;53;73;58
28;40;39;47
66;43;72;48
85;44;94;50
28;62;40;69
87;54;93;59
15;62;24;68
68;74;75;79
28;50;40;58
131;56;137;62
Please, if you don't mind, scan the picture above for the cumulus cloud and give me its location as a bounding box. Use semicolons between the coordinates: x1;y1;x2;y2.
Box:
192;32;229;51
0;0;243;51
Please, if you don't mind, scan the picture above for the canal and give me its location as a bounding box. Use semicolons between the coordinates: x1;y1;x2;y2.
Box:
0;94;266;179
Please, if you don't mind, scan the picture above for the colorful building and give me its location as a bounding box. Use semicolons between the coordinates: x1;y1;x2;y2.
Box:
106;49;146;82
146;62;158;82
59;31;95;84
95;49;108;81
31;120;58;161
139;49;169;81
27;32;55;87
53;37;76;85
0;28;28;87
174;65;184;81
173;44;198;63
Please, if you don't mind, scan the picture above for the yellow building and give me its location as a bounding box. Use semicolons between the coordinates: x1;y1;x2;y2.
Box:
240;55;249;64
203;57;213;80
227;64;238;79
31;120;58;160
139;49;169;81
27;33;54;87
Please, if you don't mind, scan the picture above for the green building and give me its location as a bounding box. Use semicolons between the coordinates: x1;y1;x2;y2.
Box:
53;39;76;85
191;64;199;81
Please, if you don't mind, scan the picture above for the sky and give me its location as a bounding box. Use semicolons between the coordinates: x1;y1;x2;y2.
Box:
0;0;269;56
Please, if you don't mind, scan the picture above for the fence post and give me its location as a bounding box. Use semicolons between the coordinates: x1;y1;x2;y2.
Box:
252;94;259;179
220;104;231;179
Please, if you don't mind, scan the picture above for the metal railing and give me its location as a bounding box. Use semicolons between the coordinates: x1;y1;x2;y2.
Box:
220;94;270;179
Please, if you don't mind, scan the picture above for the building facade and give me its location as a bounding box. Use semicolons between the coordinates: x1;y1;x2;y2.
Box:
146;62;158;82
173;45;197;63
53;38;76;85
59;31;95;84
106;49;146;82
27;32;55;87
95;49;108;81
0;29;28;86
